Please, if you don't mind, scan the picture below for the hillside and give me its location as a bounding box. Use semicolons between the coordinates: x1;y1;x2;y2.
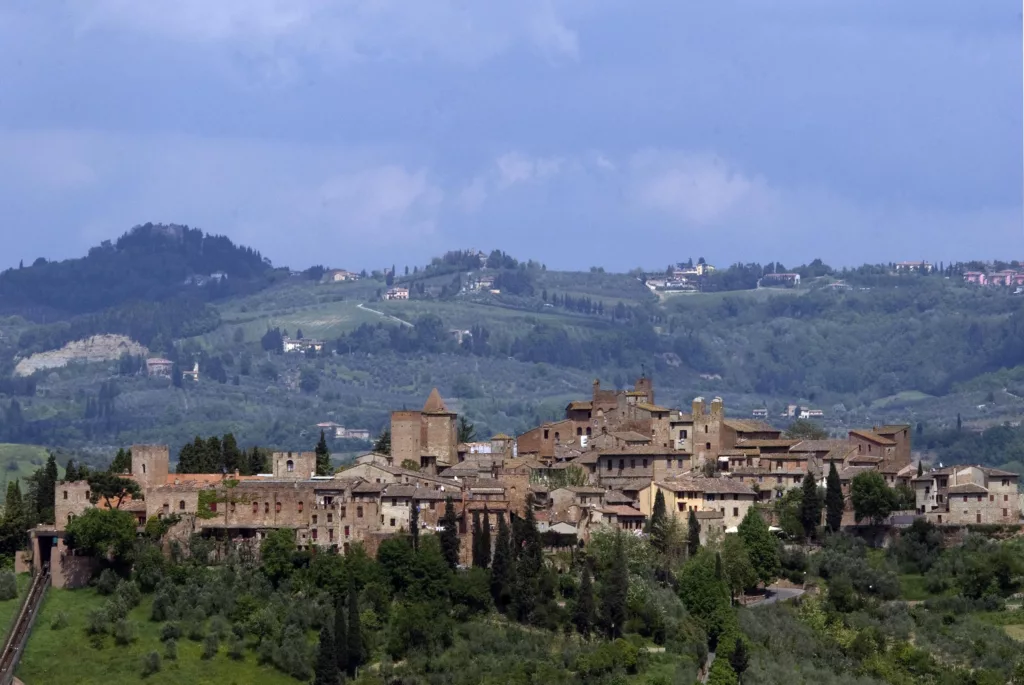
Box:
0;237;1023;469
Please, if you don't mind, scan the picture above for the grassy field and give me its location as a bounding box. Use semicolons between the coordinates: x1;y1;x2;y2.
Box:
18;588;300;685
0;573;31;639
898;574;938;602
0;444;57;503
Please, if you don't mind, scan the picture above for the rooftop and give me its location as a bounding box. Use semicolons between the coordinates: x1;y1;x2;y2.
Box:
422;388;453;414
723;419;778;433
848;429;896;446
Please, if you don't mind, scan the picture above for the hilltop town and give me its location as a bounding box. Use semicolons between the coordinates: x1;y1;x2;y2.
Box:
31;376;1019;590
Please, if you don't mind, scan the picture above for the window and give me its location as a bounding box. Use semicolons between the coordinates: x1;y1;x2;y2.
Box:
543;429;549;439
142;463;147;474
963;496;968;503
630;459;636;469
429;502;436;510
577;427;582;436
209;502;217;513
619;459;625;470
344;525;350;537
298;501;304;512
265;502;270;513
642;459;647;468
390;518;396;527
1005;495;1010;501
312;529;318;540
554;432;560;441
163;503;169;515
67;514;74;525
679;429;688;439
179;500;185;511
327;513;333;523
275;502;282;513
733;508;739;517
85;491;90;500
706;442;711;450
1004;509;1009;517
63;490;68;500
312;515;318;525
230;502;235;513
253;502;259;514
357;506;363;518
340;506;346;518
329;529;334;541
704;424;708;433
392;498;398;506
586;427;592;436
286;459;294;472
606;460;612;471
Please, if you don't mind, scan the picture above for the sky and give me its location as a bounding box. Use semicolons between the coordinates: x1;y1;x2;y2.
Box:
0;1;1021;272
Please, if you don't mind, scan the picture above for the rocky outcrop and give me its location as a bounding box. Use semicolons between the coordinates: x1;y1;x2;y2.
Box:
14;335;148;377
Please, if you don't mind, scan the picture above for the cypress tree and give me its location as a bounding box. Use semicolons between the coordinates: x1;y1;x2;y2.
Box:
315;430;332;476
346;581;362;678
334;593;347;676
471;511;483;568
600;531;628;639
573;564;595;638
715;551;723;580
730;638;749;683
5;481;23;523
409;498;419;551
826;461;844;533
491;513;511;609
440;497;460;569
64;458;78;482
511;495;545;622
799;472;822;540
313;625;340;685
917;461;923;478
687;509;701;558
648;489;668;553
480;508;491;569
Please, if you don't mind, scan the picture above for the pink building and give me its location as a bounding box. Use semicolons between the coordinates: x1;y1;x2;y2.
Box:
963;272;987;285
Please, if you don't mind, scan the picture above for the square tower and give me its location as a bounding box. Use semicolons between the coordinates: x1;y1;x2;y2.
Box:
273;451;316;479
131;445;169;489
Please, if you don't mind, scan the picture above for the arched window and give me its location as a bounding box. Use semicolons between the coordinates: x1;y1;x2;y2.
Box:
253;501;259;514
297;501;304;513
178;500;185;510
67;514;74;525
286;460;294;472
275;502;282;513
142;463;147;475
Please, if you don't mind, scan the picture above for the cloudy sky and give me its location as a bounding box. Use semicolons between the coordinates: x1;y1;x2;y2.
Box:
0;1;1020;271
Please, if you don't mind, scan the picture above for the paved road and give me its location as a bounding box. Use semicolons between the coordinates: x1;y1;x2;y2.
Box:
357;303;414;327
757;586;805;606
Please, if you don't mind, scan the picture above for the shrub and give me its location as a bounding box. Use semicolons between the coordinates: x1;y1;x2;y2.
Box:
116;580;142;609
187;620;207;642
104;596;129;622
86;608;110;636
227;634;246;660
113;619;138;646
202;633;220;659
164;639;178;661
209;614;231;639
141;651;161;677
50;611;69;630
95;569;119;596
160;622;182;642
0;571;17;601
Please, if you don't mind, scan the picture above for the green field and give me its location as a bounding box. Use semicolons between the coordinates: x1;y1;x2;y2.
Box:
18;588;299;685
0;445;56;503
0;573;30;639
898;574;936;602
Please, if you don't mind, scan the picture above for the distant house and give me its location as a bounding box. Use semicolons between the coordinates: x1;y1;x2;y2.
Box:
323;269;359;283
316;423;372;441
751;408;768;418
450;329;472;344
384;287;409;301
145;358;174;378
893;261;934;273
798;408;824;419
963;272;987;285
283;337;324;354
759;273;801;288
181;362;199;382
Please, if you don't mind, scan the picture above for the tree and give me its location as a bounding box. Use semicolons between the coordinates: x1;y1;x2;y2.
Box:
490;513;511;609
599;532;628;639
721;534;757;602
457;416;476;444
64;508;137;564
313;625;340;685
64;458;79;482
917;460;924;478
247;446;269;475
373;430;391;456
825;461;844;533
86;473;143;509
479;509;491;569
261;528;296;586
409;499;420;551
851;471;896;524
334;593;347;676
573;564;595;638
511;496;546;623
440;497;459;569
687;509;701;558
314;430;332;476
648;490;668;553
737;509;779;587
799;472;822;539
109;448;132;474
471;512;484;568
784;419;828;440
729;639;749;683
346;580;363;677
300;367;321;394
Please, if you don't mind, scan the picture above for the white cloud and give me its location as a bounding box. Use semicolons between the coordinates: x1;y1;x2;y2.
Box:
629;151;777;225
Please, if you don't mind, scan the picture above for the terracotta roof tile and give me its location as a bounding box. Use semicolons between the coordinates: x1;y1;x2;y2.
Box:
848;429;896;446
723;419;778;433
422;388;451;414
600;505;646;518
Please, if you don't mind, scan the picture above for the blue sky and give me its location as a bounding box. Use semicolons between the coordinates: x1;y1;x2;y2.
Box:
0;1;1020;271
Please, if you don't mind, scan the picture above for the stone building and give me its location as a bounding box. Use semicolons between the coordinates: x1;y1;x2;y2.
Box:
390;389;458;472
913;465;1020;525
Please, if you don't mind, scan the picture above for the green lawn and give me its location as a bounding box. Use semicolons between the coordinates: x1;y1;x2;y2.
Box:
0;573;31;639
898;574;935;601
0;444;58;503
18;589;300;685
